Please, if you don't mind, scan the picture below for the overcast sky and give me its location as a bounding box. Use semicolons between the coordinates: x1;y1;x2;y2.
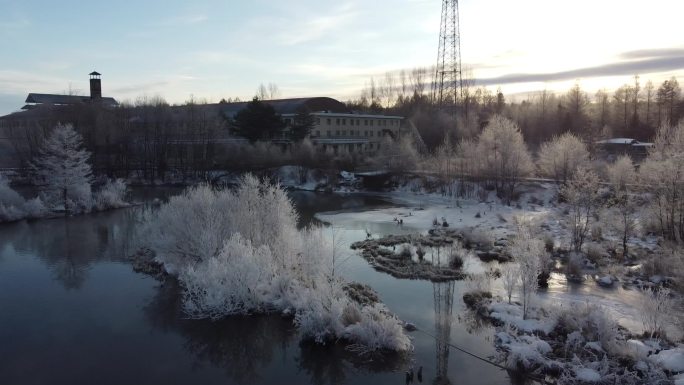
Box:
1;0;683;115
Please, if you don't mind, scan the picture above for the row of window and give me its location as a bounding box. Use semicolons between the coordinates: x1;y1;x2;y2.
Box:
288;117;399;128
321;117;399;127
321;142;381;152
313;130;395;138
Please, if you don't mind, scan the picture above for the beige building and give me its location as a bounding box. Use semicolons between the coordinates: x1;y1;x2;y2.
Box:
282;112;408;154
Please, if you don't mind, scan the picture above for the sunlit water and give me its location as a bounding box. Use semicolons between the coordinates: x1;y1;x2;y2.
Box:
0;188;534;385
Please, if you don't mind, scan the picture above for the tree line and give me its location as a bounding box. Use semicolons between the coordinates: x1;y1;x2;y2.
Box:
348;67;682;150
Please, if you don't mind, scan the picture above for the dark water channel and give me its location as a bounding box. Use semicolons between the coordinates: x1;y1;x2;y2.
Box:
0;188;515;385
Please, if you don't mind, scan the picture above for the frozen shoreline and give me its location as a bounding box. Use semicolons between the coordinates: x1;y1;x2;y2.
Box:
316;187;682;341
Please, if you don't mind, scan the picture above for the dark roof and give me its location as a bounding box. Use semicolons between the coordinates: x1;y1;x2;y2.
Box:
89;71;101;76
25;93;118;106
220;97;349;118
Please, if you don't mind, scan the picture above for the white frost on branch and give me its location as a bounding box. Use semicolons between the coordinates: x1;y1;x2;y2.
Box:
143;175;411;353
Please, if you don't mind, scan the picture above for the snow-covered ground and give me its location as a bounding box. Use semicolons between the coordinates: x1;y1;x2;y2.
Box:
316;183;683;342
317;183;557;242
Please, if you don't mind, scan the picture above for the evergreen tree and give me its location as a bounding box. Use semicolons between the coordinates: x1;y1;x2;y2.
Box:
31;123;93;213
230;97;285;143
289;108;315;142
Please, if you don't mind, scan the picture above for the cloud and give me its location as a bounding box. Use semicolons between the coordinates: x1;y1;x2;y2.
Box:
269;3;358;46
0;70;70;94
155;14;208;26
619;48;684;60
476;52;684;86
0;14;30;31
111;81;171;94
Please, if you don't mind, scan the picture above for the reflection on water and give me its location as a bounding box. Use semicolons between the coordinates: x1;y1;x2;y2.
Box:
288;191;397;227
144;279;297;384
433;281;455;385
0;189;417;385
0;188;533;385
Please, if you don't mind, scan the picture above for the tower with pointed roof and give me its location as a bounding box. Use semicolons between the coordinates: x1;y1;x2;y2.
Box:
89;71;102;100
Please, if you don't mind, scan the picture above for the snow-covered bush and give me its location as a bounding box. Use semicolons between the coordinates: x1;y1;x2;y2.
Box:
144;184;236;269
143;175;411;353
555;302;621;355
0;174;26;221
94;179;128;210
344;304;412;354
638;288;675;339
496;331;552;370
23;197;48;218
181;234;275;318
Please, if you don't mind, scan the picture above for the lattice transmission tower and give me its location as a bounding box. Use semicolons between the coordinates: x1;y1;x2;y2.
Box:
432;0;463;115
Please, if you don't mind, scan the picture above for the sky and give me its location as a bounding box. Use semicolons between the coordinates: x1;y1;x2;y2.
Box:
0;0;683;115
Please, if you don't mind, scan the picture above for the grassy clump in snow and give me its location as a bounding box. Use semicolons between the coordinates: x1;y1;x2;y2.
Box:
468;294;677;384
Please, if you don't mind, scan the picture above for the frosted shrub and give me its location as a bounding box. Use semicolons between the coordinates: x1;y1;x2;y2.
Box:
555;303;620;355
144;175;412;353
0;174;26;221
95;179;128;210
181;234;274;318
145;184;235;269
0;174;25;207
0;203;23;222
23;197;48;218
638;288;674;339
294;278;348;344
345;304;412;354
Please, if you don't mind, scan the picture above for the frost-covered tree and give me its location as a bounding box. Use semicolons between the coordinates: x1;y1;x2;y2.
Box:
31;124;93;213
606;156;638;257
476;115;534;204
562;167;601;252
606;155;636;191
501;262;519;304
639;288;674;339
537;133;589;184
510;220;545;319
375;136;420;172
639;121;684;242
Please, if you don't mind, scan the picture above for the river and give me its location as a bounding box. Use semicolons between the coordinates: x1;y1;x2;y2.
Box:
0;188;520;385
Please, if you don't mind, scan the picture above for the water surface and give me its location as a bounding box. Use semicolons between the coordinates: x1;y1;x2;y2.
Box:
0;188;515;385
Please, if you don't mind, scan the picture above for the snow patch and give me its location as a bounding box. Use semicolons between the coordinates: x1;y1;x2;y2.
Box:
574;367;601;382
649;346;684;373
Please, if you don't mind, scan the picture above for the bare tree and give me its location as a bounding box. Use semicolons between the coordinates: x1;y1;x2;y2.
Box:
268;83;280;100
644;80;655;127
256;83;268;100
509;219;545;319
501;263;518;305
562;167;600;252
639;120;684;242
595;89;610;131
606;155;638;257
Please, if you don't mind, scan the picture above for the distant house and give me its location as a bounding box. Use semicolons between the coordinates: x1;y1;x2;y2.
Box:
21;71;118;110
595;138;653;160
